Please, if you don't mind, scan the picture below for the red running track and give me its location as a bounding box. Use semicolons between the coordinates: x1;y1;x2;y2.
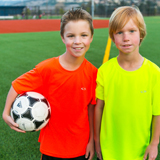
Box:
0;19;109;34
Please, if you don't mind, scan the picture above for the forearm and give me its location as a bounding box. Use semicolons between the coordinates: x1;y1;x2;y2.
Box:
94;99;104;160
3;86;18;118
150;115;160;145
88;104;95;142
3;86;25;133
143;115;160;160
86;104;95;160
94;99;104;143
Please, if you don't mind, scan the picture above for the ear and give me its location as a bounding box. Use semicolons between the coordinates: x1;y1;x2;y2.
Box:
90;35;93;43
61;36;65;44
139;38;143;46
110;36;115;43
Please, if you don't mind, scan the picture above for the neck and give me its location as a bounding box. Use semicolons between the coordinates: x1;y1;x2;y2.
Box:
118;51;141;61
59;53;85;71
117;53;144;71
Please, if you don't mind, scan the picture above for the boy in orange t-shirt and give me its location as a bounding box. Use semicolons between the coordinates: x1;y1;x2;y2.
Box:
3;8;97;160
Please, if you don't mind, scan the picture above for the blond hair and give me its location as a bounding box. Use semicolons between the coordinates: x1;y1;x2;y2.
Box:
109;6;146;44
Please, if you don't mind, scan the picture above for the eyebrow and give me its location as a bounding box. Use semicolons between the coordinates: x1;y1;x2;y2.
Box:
120;26;138;31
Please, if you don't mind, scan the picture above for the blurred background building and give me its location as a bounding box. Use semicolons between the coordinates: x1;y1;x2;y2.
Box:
0;0;160;19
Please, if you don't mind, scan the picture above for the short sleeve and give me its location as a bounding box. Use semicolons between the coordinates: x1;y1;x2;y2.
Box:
152;71;160;115
96;67;104;100
12;67;43;94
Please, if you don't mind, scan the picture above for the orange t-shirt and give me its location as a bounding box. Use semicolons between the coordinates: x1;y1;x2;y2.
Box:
12;57;97;158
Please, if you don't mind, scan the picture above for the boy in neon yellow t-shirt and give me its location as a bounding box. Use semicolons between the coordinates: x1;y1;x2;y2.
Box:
94;6;160;160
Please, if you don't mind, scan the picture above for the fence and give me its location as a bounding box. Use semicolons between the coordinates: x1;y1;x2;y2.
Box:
2;0;160;20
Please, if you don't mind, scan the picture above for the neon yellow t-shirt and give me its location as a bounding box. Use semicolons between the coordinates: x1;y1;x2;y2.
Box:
96;57;160;160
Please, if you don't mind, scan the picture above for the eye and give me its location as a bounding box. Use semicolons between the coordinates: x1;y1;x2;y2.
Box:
67;35;74;38
130;30;135;33
116;31;122;35
82;34;88;37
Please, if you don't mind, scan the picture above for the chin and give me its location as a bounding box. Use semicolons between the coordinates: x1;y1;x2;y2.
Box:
72;53;85;58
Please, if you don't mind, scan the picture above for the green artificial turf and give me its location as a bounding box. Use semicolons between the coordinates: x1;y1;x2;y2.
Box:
0;16;160;160
0;29;108;160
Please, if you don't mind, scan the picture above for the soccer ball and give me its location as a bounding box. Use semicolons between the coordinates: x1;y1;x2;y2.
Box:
10;92;51;132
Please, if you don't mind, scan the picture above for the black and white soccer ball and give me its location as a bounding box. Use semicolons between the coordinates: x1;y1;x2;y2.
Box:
10;92;51;132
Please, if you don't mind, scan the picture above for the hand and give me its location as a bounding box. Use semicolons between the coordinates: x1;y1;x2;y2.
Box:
95;140;103;160
3;114;25;133
2;86;24;132
143;143;158;160
85;140;95;160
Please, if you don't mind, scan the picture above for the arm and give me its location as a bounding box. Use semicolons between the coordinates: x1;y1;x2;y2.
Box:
85;104;95;160
94;99;104;160
2;86;25;133
143;115;160;160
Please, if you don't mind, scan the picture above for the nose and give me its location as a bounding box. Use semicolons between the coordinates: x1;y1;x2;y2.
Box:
74;36;81;44
123;32;129;42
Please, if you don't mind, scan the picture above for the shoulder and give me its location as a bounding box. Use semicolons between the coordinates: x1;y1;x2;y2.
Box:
36;57;59;71
98;57;117;71
84;59;98;73
81;59;98;81
96;57;117;81
143;58;160;83
34;57;59;77
37;57;58;68
144;58;160;73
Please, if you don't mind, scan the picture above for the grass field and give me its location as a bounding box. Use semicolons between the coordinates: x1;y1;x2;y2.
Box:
0;16;160;160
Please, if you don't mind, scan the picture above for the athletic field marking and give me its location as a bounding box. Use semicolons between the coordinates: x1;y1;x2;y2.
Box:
103;36;112;64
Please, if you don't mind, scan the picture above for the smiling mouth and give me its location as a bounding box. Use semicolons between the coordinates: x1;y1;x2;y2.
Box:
73;47;83;50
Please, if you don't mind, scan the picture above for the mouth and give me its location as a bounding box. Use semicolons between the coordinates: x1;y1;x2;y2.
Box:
122;44;132;47
73;47;83;50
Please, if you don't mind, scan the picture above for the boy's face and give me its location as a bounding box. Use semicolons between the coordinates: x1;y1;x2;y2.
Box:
113;19;140;55
61;20;93;58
